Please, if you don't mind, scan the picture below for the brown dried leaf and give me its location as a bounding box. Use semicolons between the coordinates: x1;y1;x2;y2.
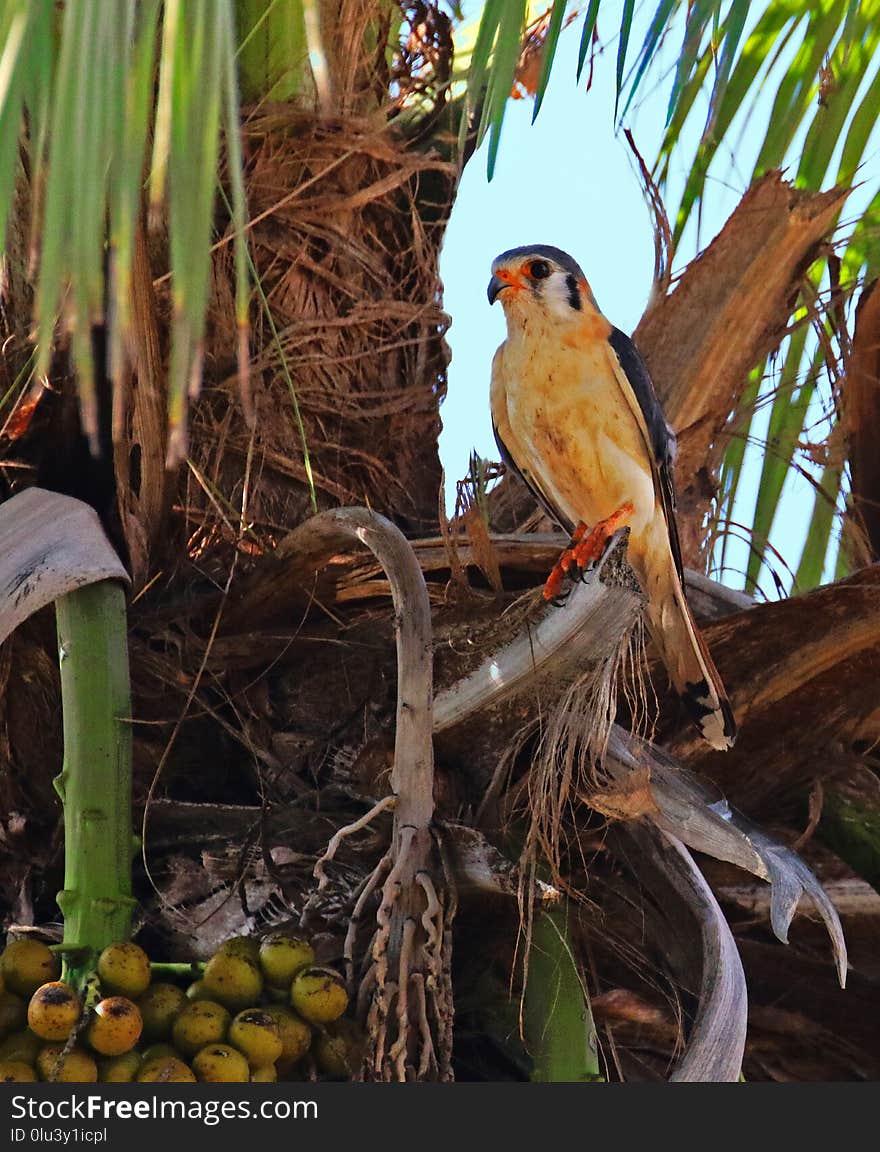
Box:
113;220;170;589
462;504;503;594
581;767;657;822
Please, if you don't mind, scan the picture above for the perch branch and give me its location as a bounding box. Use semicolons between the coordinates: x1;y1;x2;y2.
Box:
433;530;641;732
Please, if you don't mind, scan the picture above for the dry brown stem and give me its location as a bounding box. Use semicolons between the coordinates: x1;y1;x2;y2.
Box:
843;277;880;558
280;506;452;1080
113;220;170;589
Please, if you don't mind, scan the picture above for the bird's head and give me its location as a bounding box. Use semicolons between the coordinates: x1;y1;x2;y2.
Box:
488;245;599;324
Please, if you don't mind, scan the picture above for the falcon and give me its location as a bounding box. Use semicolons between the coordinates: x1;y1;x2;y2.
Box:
488;244;736;751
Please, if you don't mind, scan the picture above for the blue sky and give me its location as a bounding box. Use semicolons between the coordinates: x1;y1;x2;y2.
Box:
436;3;880;596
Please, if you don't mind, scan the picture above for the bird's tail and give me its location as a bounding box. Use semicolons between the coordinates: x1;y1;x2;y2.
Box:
644;566;736;751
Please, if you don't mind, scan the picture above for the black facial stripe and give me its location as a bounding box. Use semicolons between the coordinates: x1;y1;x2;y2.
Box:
565;273;582;311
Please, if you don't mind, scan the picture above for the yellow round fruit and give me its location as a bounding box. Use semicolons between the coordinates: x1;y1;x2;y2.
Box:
27;982;81;1042
137;1056;196;1083
201;952;262;1012
0;1029;43;1065
0;991;27;1040
192;1043;250;1083
261;1005;312;1071
171;1000;230;1057
36;1044;98;1083
314;1030;351;1079
227;1010;283;1069
251;1064;277;1082
258;934;315;988
98;1051;142;1082
290;967;348;1024
85;997;143;1056
1;940;61;998
216;936;260;962
185;979;210;1001
139;1042;177;1065
0;1059;37;1082
137;982;187;1041
97;942;151;998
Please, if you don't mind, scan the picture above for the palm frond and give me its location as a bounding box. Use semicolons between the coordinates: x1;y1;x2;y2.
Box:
0;0;252;465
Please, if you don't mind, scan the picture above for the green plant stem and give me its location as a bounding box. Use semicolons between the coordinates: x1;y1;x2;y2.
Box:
820;787;880;892
149;961;205;979
53;581;135;986
523;905;601;1083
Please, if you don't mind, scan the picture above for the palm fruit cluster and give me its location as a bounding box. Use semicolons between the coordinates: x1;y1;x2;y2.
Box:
0;933;357;1083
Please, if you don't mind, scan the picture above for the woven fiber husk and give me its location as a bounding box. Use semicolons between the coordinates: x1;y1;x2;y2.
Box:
188;107;456;548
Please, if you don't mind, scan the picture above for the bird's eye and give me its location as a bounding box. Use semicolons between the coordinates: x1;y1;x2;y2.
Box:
529;260;551;280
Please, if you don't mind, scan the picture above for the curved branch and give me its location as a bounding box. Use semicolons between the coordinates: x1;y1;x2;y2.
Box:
282;507;448;1080
278;507;434;832
0;488;134;977
612;823;747;1082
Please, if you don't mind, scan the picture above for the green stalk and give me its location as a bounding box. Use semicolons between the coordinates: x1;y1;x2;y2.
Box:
523;905;601;1082
819;788;880;894
53;581;135;986
149;962;205;979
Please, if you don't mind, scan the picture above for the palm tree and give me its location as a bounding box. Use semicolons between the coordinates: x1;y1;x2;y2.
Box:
0;0;877;1081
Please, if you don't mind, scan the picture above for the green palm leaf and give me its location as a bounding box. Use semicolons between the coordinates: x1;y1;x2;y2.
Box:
0;0;252;465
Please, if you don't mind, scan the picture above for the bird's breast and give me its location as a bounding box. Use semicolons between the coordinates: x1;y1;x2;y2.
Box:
494;330;658;552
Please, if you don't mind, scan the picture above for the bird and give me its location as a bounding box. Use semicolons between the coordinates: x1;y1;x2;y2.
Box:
487;243;736;751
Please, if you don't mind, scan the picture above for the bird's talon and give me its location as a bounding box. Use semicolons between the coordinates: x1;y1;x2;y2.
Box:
543;566;566;601
543;507;633;602
572;502;634;571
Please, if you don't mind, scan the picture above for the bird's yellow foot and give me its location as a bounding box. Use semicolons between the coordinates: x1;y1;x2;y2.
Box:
542;502;634;601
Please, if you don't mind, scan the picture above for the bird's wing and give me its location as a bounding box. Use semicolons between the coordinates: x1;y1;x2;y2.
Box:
606;327;683;581
492;417;576;536
490;345;577;535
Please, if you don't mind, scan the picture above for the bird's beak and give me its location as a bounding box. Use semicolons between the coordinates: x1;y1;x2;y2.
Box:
487;273;507;305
